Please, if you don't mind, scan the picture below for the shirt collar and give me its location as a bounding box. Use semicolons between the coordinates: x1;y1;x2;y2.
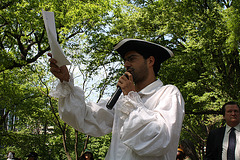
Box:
226;123;240;132
138;79;163;96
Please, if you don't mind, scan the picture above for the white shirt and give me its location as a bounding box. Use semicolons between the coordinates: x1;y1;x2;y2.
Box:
222;124;240;160
50;79;185;160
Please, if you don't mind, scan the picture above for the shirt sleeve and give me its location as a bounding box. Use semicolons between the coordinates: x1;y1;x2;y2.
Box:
117;85;185;157
49;79;114;137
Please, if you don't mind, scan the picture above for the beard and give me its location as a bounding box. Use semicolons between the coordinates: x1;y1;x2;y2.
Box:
128;60;149;84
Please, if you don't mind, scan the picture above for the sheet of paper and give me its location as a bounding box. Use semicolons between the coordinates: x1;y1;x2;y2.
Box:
42;10;71;67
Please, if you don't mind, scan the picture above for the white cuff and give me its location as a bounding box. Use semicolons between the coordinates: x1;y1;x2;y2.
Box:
117;91;142;120
49;73;74;99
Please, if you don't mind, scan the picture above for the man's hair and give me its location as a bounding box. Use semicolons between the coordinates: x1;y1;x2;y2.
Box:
222;101;240;116
177;149;185;160
138;50;160;76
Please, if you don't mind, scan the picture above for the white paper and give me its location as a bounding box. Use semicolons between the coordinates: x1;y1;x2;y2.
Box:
42;10;71;67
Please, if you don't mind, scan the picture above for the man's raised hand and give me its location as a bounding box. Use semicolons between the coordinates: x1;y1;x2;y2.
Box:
48;53;70;82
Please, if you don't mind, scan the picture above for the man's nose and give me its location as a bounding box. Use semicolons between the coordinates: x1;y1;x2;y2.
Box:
124;61;131;67
231;111;237;115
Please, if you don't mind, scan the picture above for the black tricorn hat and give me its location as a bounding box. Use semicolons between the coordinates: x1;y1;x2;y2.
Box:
114;39;174;64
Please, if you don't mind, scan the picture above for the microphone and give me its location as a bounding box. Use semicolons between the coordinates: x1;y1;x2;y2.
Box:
106;74;129;110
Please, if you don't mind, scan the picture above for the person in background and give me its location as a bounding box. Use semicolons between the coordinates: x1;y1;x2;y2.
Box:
176;148;185;160
205;101;240;160
179;139;199;160
49;38;185;159
7;151;15;160
79;150;94;160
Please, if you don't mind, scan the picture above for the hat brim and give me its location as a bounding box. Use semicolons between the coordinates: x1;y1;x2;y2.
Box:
114;39;174;64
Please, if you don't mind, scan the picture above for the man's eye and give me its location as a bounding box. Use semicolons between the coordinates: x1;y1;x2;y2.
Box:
128;58;134;61
125;57;133;62
124;55;138;62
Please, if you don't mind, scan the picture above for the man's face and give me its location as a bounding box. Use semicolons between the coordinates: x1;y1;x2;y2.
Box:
124;51;149;84
223;104;240;127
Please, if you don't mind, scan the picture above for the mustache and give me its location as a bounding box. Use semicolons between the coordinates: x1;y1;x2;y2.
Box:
126;67;134;73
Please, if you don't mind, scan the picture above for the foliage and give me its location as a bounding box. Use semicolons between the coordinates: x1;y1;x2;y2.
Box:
86;134;112;160
0;66;54;159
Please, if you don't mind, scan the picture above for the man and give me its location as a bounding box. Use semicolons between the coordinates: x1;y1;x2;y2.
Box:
49;39;185;159
205;101;240;160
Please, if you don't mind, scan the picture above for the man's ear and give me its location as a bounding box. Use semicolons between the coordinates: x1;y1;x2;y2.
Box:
223;115;226;120
148;56;155;66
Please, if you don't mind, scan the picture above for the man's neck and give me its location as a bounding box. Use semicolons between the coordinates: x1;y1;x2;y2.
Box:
227;122;240;128
135;76;156;92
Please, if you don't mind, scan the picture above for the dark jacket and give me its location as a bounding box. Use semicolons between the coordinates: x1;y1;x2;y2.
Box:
205;127;226;160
